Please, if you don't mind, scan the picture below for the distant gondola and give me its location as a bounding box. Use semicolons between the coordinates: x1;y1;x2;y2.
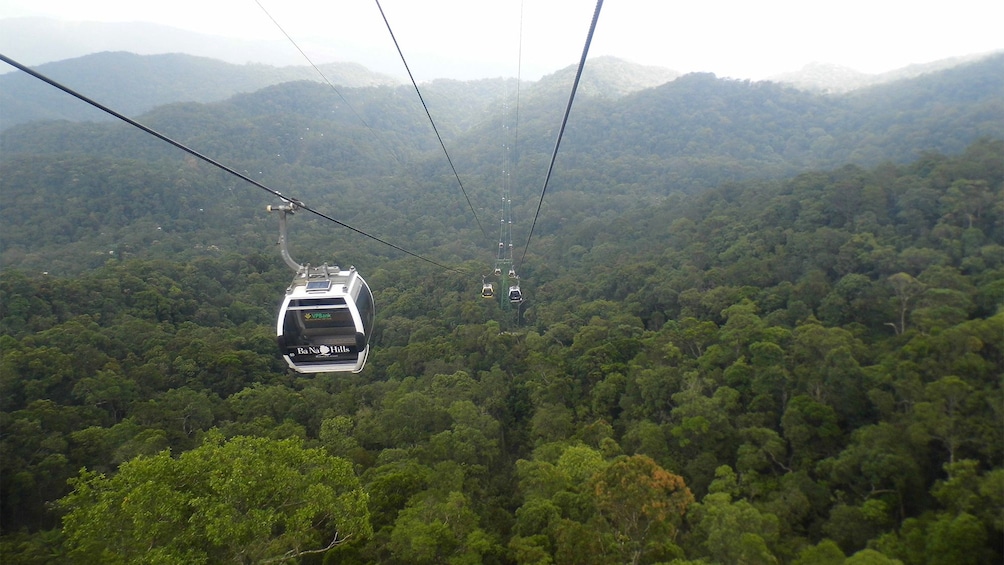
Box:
482;281;495;298
508;284;522;304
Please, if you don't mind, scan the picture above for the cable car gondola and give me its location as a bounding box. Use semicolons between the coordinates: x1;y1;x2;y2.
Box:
277;266;374;373
508;284;522;304
481;278;495;298
269;202;374;373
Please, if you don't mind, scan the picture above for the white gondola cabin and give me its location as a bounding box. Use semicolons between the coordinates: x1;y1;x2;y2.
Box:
508;284;523;304
276;266;374;373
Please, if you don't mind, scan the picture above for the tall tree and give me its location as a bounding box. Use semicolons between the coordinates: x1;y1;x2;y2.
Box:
590;454;694;565
60;433;370;564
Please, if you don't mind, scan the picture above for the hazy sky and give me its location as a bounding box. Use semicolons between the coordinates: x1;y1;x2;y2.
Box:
1;0;1002;80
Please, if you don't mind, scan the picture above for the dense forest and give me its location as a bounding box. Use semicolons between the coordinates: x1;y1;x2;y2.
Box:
0;51;1002;564
2;54;1003;277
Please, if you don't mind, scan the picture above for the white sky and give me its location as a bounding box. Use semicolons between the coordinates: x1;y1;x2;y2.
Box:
1;0;1002;81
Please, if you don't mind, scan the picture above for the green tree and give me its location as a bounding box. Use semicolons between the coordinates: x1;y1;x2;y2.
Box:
319;415;362;462
925;512;991;565
821;422;923;515
388;490;497;565
60;432;370;564
686;491;781;565
822;500;894;556
843;548;904;564
791;539;844;565
887;273;924;335
786;321;872;426
782;394;842;470
669;382;742;490
908;376;978;465
939;179;994;229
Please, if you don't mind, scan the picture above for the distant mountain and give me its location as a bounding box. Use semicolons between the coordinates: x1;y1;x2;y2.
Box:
0;17;304;68
769;51;1002;93
490;53;1004;190
1;51;1002;273
533;56;680;99
0;51;402;131
768;62;874;93
6;16;996;97
0;52;677;132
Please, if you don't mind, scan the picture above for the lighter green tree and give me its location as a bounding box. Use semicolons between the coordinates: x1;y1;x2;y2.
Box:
60;432;370;564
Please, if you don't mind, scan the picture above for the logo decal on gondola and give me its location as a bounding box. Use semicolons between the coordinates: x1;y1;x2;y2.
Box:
294;344;352;356
304;312;332;320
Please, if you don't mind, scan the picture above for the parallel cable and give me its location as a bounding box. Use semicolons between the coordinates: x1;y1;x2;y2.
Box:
509;0;524;268
513;0;524;184
373;0;489;242
517;0;603;272
253;0;403;166
499;2;524;273
0;53;465;275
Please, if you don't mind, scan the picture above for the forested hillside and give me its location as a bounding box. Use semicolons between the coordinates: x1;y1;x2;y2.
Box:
0;52;677;133
0;48;1002;564
2;55;1002;274
0;51;402;131
2;136;1001;562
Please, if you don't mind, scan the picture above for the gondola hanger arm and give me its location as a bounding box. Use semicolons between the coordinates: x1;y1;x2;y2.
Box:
267;202;304;273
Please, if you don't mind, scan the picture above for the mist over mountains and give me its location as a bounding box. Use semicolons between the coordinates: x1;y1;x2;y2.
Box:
3;49;1001;175
0;17;308;68
1;46;1001;275
4;16;1000;88
0;51;403;131
765;52;1000;93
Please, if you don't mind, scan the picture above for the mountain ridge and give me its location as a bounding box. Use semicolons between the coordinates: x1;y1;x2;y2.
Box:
769;50;1003;93
2;53;1001;274
0;51;679;131
0;51;403;131
4;16;998;92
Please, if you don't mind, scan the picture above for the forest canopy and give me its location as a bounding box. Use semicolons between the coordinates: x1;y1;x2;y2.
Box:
1;136;1001;564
